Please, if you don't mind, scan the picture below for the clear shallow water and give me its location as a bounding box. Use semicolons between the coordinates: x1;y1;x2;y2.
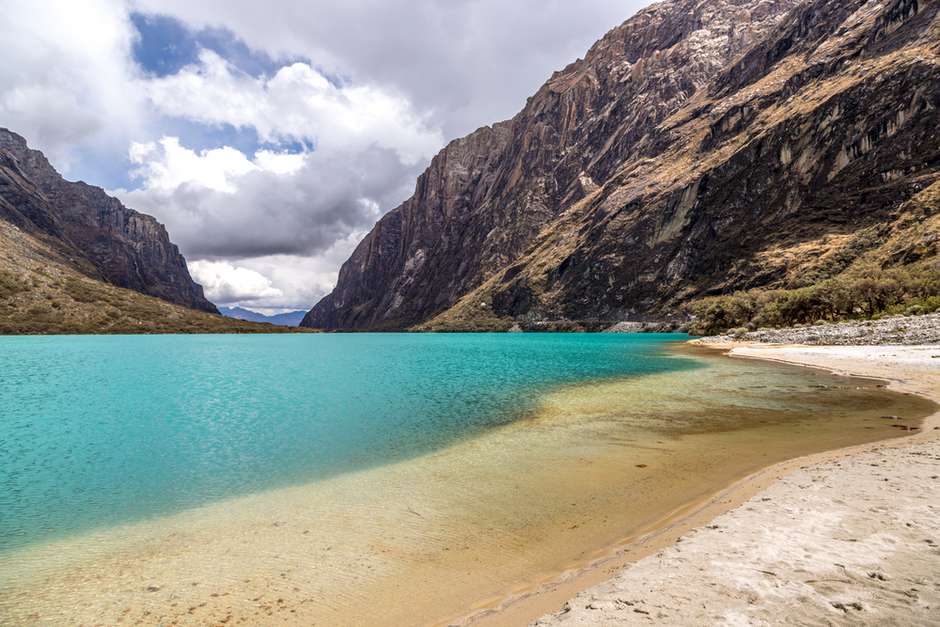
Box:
2;336;936;626
0;332;696;552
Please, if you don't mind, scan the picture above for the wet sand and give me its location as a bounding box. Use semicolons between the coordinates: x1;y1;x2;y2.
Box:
531;344;940;627
0;345;935;626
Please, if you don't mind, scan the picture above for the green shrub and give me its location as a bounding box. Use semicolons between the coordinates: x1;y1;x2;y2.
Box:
688;262;940;335
64;278;103;304
0;269;27;300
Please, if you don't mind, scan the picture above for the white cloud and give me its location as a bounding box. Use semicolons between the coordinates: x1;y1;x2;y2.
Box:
144;50;444;165
253;150;307;176
129;137;266;192
116;135;416;260
187;236;364;310
129;0;647;139
127;137;308;194
0;0;143;171
235;236;366;309
188;260;283;304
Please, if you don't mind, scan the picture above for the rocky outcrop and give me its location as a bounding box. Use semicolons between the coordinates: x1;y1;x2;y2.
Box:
304;0;940;330
0;129;217;312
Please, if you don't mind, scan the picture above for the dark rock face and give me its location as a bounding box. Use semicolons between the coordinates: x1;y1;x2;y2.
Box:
0;129;217;313
302;0;802;330
304;0;940;330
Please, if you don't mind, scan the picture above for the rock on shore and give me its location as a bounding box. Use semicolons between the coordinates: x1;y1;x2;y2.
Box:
703;313;940;346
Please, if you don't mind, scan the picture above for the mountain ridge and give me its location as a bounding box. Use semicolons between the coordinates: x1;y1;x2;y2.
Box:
304;0;940;331
0;219;300;335
220;306;307;327
0;128;217;313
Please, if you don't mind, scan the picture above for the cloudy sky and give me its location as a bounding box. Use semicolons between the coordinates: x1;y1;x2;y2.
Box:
1;1;647;313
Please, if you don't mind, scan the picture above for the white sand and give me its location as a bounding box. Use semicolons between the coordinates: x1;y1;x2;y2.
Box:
534;345;940;626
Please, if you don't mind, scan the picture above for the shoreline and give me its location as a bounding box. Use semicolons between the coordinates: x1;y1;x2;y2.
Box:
459;342;940;627
2;341;935;626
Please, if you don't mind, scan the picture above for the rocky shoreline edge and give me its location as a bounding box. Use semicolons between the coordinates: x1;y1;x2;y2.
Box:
700;313;940;346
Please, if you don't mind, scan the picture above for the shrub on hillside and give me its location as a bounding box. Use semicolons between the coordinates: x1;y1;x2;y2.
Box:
688;262;940;335
0;269;27;300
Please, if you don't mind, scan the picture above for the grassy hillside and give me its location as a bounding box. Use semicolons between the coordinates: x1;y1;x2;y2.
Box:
686;181;940;335
0;222;306;335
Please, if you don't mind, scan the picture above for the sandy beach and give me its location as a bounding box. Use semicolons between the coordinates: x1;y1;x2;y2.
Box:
531;344;940;626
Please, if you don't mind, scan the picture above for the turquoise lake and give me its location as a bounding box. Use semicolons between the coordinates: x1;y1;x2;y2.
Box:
0;332;695;553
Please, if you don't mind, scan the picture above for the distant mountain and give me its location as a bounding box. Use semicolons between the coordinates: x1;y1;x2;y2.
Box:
304;0;940;331
220;306;307;327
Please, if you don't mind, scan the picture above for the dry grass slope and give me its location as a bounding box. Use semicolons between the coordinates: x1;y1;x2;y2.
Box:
0;222;307;335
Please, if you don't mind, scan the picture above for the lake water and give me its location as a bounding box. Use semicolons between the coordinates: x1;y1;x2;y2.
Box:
0;334;933;625
0;333;696;551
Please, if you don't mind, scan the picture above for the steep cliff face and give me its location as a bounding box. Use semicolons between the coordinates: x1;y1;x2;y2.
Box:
305;0;940;330
305;0;803;329
0;129;217;313
308;122;513;329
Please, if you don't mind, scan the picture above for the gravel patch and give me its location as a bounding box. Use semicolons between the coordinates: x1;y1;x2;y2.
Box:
702;314;940;346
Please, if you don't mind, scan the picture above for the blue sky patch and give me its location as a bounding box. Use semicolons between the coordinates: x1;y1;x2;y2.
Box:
59;12;319;191
64;144;134;191
131;12;287;78
156;118;265;159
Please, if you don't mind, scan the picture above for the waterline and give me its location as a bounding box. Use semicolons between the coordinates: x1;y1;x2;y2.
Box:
1;339;933;626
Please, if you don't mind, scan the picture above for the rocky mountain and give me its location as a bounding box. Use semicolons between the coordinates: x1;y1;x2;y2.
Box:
303;0;940;331
0;128;217;313
0;219;299;334
220;306;307;327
